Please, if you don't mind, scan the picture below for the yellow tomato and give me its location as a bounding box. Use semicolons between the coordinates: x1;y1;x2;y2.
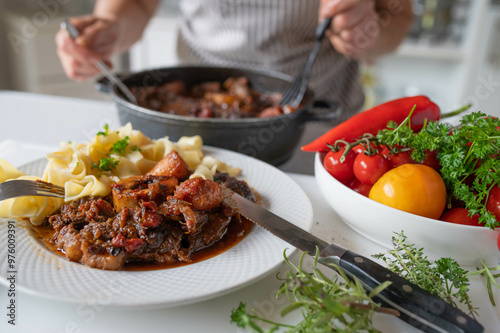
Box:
369;164;446;219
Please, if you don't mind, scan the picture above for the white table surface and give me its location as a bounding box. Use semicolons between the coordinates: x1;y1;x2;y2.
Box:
0;90;499;333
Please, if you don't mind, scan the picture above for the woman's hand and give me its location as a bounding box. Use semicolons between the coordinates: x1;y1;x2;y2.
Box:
55;15;119;81
319;0;413;58
319;0;378;57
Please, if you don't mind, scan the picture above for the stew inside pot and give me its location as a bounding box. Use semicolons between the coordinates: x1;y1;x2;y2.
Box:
130;76;295;118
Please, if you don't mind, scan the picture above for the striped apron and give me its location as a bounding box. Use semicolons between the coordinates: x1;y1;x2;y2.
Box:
176;0;365;173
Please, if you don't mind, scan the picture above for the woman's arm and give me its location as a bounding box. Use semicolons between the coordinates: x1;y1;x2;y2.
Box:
93;0;160;53
319;0;413;59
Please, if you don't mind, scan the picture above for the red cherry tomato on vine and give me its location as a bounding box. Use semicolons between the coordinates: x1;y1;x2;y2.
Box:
323;148;356;184
380;146;414;169
353;153;390;185
348;178;372;197
352;142;378;155
440;208;482;227
486;186;500;223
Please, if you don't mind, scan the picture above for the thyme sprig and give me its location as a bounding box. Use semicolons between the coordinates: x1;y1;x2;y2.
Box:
372;232;477;318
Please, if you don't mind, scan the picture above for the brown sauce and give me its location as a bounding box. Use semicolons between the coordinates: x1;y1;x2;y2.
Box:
30;217;254;271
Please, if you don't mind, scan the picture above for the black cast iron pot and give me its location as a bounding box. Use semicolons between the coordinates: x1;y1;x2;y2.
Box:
96;66;340;166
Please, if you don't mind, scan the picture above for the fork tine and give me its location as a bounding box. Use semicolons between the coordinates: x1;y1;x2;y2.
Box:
0;179;65;202
33;181;65;194
23;182;63;193
281;75;303;106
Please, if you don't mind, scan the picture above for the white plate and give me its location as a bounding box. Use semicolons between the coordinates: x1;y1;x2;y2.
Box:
0;147;313;308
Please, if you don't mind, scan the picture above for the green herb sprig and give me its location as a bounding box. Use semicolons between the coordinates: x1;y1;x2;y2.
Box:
376;111;500;229
468;261;500;306
232;233;500;332
97;124;110;136
373;232;477;318
231;250;394;333
92;157;120;173
110;136;130;155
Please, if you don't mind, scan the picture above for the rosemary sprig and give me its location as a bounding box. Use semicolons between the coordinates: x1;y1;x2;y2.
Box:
231;250;394;332
467;261;500;306
233;233;500;332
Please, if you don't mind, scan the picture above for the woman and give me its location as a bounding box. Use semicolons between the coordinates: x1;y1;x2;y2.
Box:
56;0;413;173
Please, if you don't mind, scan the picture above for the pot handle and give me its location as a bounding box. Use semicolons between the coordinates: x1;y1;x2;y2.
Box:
303;100;342;122
95;75;112;94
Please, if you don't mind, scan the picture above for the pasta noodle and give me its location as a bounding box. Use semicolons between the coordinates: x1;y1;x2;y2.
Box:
0;159;25;182
0;123;241;225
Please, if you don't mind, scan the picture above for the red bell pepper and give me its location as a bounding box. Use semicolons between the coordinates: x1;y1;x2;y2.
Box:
301;95;441;152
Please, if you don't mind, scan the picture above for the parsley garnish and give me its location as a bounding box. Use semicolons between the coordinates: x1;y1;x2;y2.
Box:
92;157;119;172
110;136;130;155
97;124;110;136
92;126;133;176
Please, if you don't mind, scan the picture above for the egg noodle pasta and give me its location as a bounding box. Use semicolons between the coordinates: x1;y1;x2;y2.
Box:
0;123;241;225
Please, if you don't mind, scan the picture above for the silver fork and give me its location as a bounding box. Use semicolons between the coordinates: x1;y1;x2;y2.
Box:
0;179;65;202
280;17;333;108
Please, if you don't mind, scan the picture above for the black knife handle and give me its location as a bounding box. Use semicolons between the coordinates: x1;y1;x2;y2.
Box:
319;247;483;333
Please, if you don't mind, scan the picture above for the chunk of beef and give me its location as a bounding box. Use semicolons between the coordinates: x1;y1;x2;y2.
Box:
57;224;84;262
48;197;114;232
174;178;223;210
80;240;127;270
185;204;234;254
111;175;178;211
158;197;210;234
214;172;256;202
128;220;187;264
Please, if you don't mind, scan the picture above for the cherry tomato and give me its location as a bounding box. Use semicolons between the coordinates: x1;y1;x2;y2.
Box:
369;164;447;219
440;208;481;227
497;233;500;252
380;146;414;169
323;148;356;184
352;142;378;154
486;185;500;223
353;153;390;185
348;178;372;197
352;144;366;154
420;149;440;171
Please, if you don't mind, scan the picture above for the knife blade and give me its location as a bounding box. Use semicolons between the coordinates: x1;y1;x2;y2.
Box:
60;19;138;105
227;188;484;333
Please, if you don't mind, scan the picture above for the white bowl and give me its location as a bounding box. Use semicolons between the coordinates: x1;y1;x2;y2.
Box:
314;153;500;266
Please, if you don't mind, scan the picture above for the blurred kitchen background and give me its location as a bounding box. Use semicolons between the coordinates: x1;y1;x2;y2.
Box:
0;0;500;114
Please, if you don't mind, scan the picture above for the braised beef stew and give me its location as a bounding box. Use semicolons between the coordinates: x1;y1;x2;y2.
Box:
130;77;294;119
37;151;255;270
